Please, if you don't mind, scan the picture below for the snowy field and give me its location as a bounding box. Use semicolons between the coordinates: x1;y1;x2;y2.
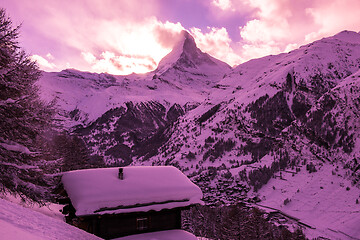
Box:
0;196;101;240
113;229;198;240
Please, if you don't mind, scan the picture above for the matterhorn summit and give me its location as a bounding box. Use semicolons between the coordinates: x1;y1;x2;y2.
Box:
155;30;231;78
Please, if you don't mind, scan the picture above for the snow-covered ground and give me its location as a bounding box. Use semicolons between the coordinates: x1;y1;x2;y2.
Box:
0;196;101;240
0;194;203;240
255;163;360;240
113;229;198;240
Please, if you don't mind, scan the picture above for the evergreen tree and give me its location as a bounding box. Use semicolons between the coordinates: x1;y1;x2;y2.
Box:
52;131;91;171
183;205;307;240
0;8;54;202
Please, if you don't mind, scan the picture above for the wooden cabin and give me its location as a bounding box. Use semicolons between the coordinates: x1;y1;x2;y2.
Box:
61;166;203;239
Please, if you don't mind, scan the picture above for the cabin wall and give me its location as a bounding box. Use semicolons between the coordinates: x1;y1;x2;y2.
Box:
79;208;182;239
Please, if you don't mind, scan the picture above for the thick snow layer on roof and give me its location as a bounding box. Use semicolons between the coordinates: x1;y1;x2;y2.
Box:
62;166;203;216
113;230;198;240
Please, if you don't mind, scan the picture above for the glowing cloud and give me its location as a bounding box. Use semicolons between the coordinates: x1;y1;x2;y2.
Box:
3;0;360;73
190;27;242;66
3;0;184;75
305;0;360;42
29;0;184;74
31;54;57;71
237;0;360;61
212;0;233;11
76;18;184;75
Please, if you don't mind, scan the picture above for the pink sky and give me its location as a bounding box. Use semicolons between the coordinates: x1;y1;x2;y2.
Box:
3;0;360;75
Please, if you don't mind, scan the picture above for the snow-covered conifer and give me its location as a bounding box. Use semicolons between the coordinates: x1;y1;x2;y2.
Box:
0;8;54;202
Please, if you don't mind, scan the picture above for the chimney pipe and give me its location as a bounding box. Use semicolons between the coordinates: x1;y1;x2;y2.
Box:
118;168;124;180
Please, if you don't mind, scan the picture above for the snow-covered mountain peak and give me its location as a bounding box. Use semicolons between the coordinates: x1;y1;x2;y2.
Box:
174;30;197;55
155;30;230;76
180;30;200;57
155;30;189;72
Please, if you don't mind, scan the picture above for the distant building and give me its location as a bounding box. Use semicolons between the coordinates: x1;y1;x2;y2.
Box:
60;166;203;239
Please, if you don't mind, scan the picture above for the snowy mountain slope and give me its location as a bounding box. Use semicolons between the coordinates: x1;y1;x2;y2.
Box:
144;30;360;168
35;30;360;239
285;69;360;174
75;101;185;165
212;30;360;109
36;31;232;165
37;31;231;128
38;69;205;128
138;31;360;238
247;69;360;239
255;162;360;240
0;197;101;240
146;30;360;162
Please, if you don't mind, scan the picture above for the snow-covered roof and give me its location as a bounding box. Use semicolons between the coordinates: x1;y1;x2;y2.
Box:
61;166;203;216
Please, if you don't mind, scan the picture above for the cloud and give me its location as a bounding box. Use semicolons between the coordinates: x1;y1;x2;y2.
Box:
4;0;181;75
236;0;360;61
46;53;54;60
305;0;360;42
4;0;360;73
81;52;96;65
212;0;233;11
197;0;360;65
81;50;160;75
153;21;184;49
31;54;57;71
236;0;309;60
74;17;184;75
34;1;184;74
190;27;243;66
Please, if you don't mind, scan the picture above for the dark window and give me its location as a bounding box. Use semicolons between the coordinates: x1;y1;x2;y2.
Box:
136;217;149;231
